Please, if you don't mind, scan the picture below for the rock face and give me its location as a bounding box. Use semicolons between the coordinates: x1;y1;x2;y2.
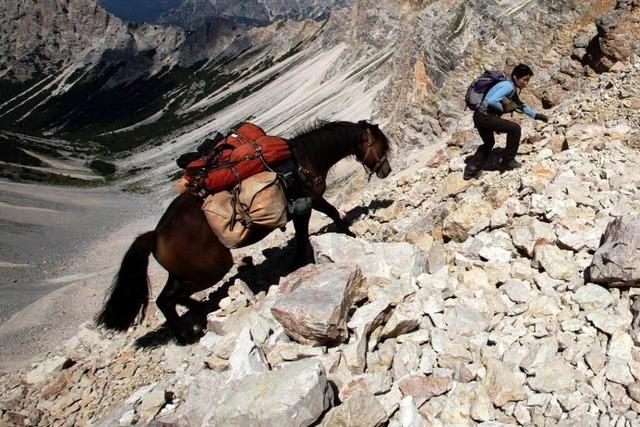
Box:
588;215;640;286
311;234;427;280
157;0;354;29
271;263;364;345
582;0;640;72
203;359;332;427
0;0;185;81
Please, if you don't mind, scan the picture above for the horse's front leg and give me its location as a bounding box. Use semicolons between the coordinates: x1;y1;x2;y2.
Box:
312;197;355;237
292;210;314;268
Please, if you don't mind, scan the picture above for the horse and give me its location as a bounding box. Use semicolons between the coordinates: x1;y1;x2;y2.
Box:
96;120;392;343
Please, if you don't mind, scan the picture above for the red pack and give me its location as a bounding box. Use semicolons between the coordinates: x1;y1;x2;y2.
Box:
183;123;292;194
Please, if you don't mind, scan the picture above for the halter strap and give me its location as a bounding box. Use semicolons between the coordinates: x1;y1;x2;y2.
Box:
359;140;387;180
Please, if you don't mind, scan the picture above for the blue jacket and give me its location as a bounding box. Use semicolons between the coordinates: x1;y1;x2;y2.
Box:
481;80;537;118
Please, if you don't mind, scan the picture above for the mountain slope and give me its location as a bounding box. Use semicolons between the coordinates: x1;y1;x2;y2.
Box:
157;0;353;29
0;0;637;191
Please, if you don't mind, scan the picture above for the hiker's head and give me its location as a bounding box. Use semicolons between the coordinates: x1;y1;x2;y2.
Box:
511;64;533;89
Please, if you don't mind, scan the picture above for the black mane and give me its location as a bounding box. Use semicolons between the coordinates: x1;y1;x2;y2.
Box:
289;120;390;171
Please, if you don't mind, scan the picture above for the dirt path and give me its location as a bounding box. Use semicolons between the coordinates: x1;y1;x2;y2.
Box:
0;180;165;369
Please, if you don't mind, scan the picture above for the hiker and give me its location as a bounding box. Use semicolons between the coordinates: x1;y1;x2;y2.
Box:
464;64;549;180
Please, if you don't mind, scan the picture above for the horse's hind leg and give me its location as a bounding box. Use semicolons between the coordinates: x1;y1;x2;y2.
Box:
156;274;197;344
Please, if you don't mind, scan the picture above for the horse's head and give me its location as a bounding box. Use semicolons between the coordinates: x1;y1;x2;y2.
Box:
356;121;392;179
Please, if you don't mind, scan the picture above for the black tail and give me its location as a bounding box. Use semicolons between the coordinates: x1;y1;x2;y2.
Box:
95;231;155;331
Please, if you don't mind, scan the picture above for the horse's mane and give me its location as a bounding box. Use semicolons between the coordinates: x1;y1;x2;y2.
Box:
289;120;391;169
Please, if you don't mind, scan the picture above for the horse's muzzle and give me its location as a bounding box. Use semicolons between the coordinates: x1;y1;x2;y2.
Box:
376;160;391;178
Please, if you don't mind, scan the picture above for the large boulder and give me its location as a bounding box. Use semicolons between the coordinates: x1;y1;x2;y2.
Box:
583;1;640;72
310;233;427;280
203;359;332;427
443;199;493;243
588;215;640;286
271;263;364;345
320;390;387;427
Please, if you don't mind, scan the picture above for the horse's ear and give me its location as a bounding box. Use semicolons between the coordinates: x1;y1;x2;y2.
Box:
363;127;374;142
358;120;368;127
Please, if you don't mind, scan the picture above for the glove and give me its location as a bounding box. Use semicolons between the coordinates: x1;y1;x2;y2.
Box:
535;113;549;122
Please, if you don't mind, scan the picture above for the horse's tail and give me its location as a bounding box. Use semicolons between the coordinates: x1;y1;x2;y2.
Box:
95;231;155;331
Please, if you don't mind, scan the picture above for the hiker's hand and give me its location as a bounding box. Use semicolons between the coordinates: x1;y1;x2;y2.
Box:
535;113;549;122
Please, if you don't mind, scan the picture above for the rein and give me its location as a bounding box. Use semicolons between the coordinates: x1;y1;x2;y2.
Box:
360;140;387;180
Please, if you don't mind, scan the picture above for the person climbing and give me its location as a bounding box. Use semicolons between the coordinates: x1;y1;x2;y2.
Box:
463;64;549;180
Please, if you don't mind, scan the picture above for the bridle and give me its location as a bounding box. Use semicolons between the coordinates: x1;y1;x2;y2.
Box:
358;137;388;180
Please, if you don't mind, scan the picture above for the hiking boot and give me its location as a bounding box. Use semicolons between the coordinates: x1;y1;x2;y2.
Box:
463;164;481;180
499;158;522;171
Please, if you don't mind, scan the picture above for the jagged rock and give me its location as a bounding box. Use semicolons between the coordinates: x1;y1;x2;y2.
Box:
478;245;512;262
585;345;607;375
311;234;427;280
500;280;533;304
482;357;528;407
393;341;421;379
628;382;640;403
606;357;635;385
338;371;394;401
444;303;492;338
229;327;269;380
565;124;606;146
344;299;393;373
528;357;577;393
608;331;634;363
397;395;426;427
271;263;364;345
520;337;559;376
509;217;556;257
24;356;67;385
443;199;493;243
368;279;418;305
266;342;325;365
139;385;168;422
440;173;471;197
398;374;452;406
521;164;557;193
588;215;640;286
203;359;332;427
161;370;226;426
470;384;495;422
320;390;387;427
587;309;633;335
574;284;614;311
426;240;447;273
533;244;577;281
379;302;421;339
404;231;433;254
439;382;474;424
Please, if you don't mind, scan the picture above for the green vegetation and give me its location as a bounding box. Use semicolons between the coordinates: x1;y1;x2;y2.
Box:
0;143;43;166
88;159;117;176
0;164;102;187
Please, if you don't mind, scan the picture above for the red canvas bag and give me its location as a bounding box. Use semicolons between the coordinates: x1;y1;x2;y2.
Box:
183;123;292;194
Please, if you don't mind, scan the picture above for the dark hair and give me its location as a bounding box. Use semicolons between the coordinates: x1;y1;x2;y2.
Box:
512;64;533;79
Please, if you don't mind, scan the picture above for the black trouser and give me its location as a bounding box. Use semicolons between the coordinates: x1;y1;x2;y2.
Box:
472;110;521;164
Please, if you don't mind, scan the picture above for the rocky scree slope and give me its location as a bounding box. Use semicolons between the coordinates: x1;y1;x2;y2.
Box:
1;53;640;427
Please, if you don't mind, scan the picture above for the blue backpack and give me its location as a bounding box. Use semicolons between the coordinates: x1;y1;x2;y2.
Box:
465;70;509;110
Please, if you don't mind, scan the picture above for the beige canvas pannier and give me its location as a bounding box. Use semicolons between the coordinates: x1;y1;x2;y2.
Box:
202;171;288;249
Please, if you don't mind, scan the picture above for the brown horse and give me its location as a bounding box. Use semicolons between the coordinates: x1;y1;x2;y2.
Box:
96;120;392;343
